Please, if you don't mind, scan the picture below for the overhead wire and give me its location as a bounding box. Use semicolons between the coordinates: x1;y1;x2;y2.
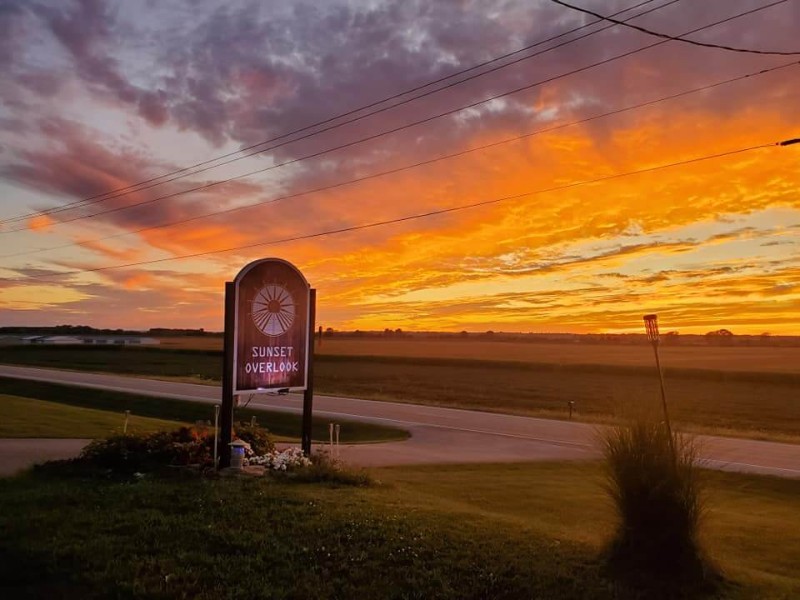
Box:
0;0;673;226
550;0;800;55
1;0;781;234
18;137;798;282
3;59;795;260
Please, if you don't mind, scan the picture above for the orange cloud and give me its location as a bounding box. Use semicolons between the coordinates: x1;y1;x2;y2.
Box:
4;54;799;334
28;214;55;231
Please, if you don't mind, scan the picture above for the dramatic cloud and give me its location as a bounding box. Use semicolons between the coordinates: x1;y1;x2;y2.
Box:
1;0;798;333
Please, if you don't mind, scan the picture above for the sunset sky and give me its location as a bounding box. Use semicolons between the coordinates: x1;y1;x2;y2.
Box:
1;0;798;334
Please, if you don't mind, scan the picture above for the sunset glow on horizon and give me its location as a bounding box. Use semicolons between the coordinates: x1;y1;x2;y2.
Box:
1;0;798;335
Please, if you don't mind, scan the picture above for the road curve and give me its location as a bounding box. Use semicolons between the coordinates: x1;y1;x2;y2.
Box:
1;364;798;478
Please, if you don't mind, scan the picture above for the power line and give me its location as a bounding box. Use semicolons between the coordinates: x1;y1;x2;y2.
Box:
550;0;799;55
0;0;667;226
19;138;797;282
3;1;680;227
2;0;779;234
5;60;795;260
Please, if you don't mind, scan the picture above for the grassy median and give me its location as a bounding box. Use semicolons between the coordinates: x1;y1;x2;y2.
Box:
0;378;409;443
0;395;185;438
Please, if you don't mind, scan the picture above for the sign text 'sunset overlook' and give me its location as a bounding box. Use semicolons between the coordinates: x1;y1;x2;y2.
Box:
245;345;299;374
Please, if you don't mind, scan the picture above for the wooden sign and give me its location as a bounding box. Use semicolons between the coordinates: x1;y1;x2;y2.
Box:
232;258;310;394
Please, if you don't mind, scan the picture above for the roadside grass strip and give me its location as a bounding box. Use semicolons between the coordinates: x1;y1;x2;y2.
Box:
0;378;409;444
0;395;185;438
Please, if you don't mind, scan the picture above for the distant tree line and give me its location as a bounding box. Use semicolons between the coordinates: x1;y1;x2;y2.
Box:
0;325;141;336
0;325;221;337
2;325;795;347
147;328;221;337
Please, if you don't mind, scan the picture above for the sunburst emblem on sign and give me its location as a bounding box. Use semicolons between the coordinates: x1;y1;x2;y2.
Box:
251;283;296;337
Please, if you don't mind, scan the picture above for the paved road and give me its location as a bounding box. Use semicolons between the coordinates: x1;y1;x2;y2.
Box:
0;438;91;476
1;364;798;478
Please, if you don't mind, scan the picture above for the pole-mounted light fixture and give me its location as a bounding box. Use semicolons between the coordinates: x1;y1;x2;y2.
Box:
643;313;659;345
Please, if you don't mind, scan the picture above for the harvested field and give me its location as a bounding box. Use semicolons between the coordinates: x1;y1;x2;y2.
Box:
317;339;800;374
155;336;223;350
316;355;800;440
159;337;800;374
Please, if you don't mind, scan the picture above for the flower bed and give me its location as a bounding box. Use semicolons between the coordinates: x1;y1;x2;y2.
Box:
74;424;274;474
247;447;311;471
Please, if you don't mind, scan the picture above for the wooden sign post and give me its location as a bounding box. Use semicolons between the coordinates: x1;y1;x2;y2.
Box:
219;259;315;468
302;289;316;455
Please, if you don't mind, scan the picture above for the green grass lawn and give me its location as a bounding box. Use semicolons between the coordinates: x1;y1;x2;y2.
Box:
0;378;409;444
373;462;800;595
1;345;797;441
0;462;796;599
0;395;185;438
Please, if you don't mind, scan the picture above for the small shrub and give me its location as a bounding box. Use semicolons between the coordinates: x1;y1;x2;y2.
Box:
602;415;720;593
233;421;274;455
75;424;274;475
79;427;213;473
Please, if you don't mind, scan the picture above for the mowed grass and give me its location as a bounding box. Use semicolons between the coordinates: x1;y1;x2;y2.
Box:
1;345;798;440
0;462;797;599
0;395;185;438
0;378;409;444
373;462;800;597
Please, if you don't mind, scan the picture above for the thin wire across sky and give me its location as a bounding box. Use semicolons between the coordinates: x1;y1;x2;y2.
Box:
0;0;669;225
4;0;796;285
22;137;798;282
3;60;795;261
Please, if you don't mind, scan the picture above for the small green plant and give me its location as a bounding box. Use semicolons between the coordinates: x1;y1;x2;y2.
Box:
233;420;274;455
297;450;374;486
74;424;273;475
602;415;720;593
79;427;211;473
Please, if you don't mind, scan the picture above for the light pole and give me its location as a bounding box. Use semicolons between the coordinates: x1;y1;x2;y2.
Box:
643;314;675;457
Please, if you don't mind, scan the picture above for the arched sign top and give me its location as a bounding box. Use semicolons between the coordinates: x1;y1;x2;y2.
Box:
232;258;311;394
234;257;310;288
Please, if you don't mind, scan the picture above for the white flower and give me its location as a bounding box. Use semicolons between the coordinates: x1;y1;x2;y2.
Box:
247;447;311;472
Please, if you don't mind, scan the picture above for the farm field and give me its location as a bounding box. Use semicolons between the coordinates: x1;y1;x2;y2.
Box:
316;355;800;440
1;344;798;441
1;462;797;599
156;335;224;351
159;336;800;374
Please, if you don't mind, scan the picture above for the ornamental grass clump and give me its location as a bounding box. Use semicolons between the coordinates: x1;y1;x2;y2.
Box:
602;415;720;593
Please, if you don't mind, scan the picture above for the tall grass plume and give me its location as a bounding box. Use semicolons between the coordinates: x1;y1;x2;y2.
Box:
602;415;721;594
